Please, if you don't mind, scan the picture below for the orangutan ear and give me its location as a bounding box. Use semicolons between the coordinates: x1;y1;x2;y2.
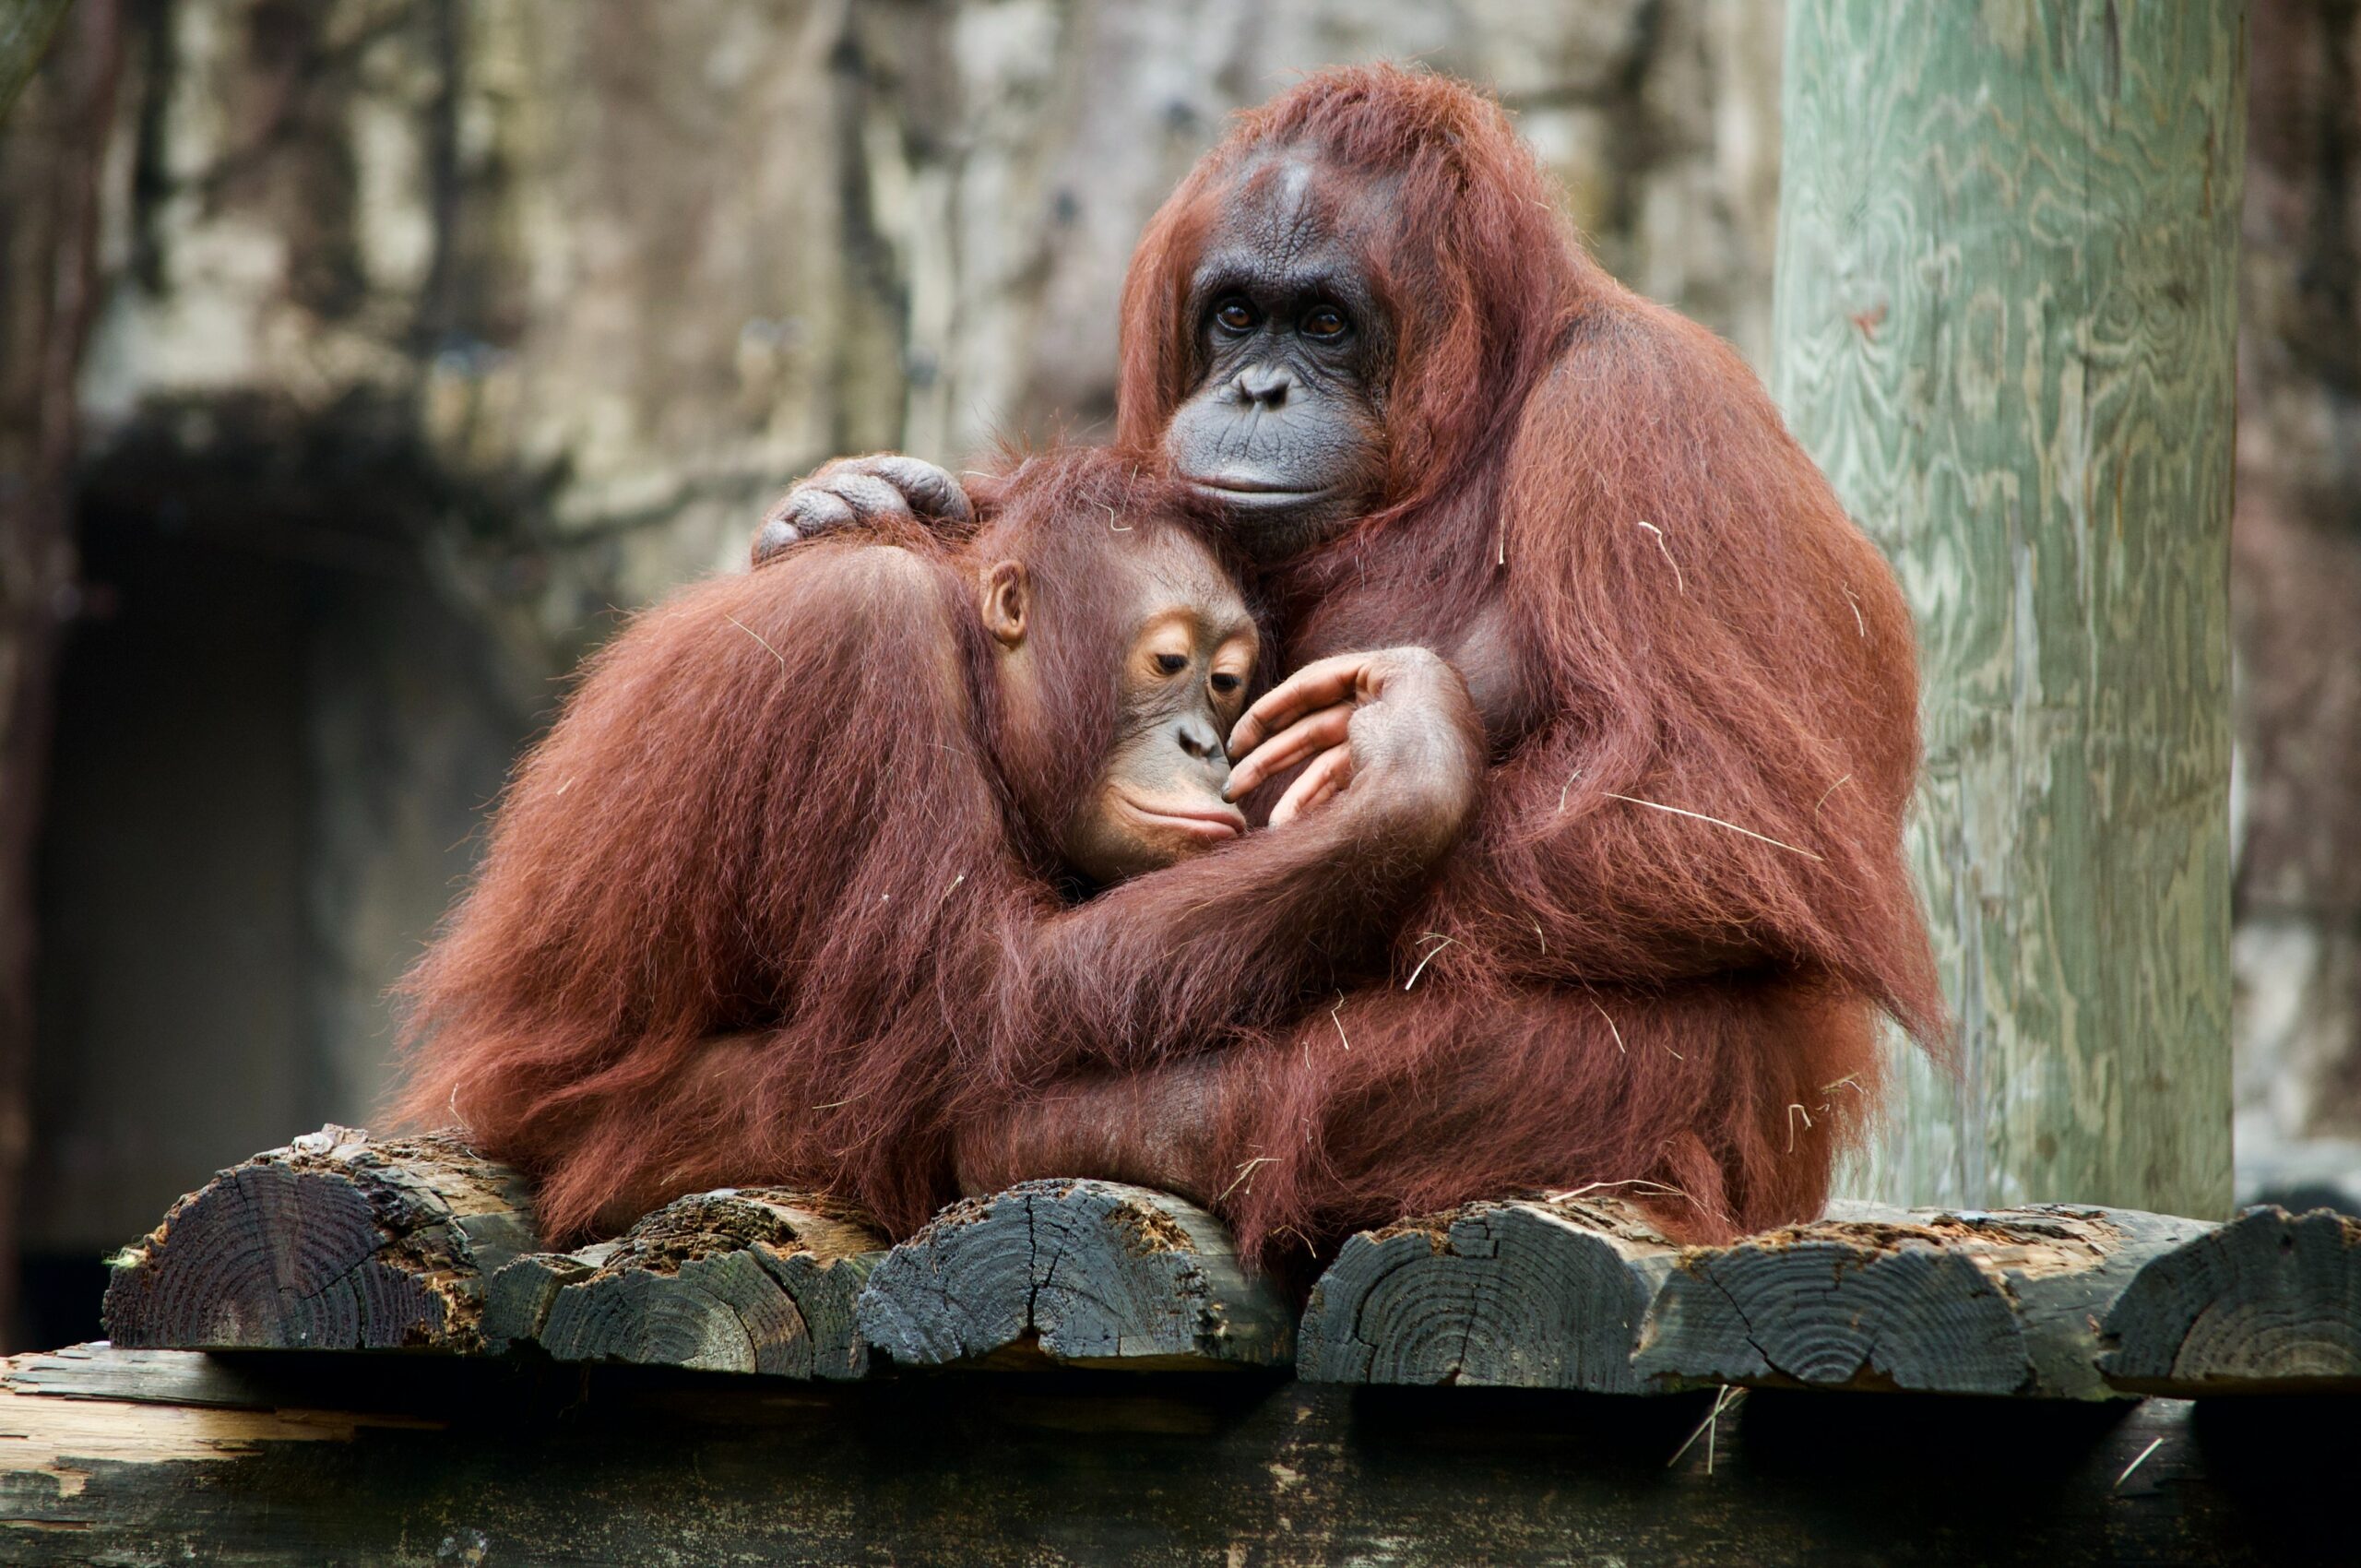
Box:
979;561;1028;648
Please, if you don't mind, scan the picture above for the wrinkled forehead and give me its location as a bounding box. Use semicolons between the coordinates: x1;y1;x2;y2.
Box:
1113;525;1251;632
1190;151;1398;296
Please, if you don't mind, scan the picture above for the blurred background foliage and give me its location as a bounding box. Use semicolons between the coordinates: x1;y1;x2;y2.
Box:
0;0;2354;1349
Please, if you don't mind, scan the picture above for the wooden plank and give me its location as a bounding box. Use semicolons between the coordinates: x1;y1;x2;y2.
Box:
1;1344;2344;1565
101;1125;538;1353
856;1179;1293;1369
1774;1;2245;1216
4;1345;288;1410
500;1188;884;1379
2102;1205;2361;1395
1296;1197;1679;1390
1639;1204;2211;1397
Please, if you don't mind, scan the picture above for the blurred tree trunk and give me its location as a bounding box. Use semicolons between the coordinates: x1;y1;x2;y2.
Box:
0;1;74;117
1774;2;2245;1216
2230;0;2361;1195
0;0;122;1345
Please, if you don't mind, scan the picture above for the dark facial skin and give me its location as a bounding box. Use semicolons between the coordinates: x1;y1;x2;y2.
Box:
1163;157;1393;563
981;531;1260;884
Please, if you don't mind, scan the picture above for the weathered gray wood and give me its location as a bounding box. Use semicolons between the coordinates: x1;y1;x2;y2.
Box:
0;1344;2338;1566
1775;3;2245;1216
1300;1199;2226;1398
516;1189;884;1380
101;1125;538;1353
1298;1197;1679;1390
3;1344;290;1410
1638;1204;2211;1397
481;1241;620;1353
2102;1205;2361;1395
857;1179;1293;1369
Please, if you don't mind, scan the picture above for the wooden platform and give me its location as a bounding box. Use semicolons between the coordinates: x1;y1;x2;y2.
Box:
101;1127;2361;1396
17;1125;2356;1563
6;1343;2356;1565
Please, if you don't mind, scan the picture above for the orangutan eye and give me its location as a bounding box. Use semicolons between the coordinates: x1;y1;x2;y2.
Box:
1155;653;1189;675
1209;671;1241;695
1214;298;1258;334
1301;304;1348;339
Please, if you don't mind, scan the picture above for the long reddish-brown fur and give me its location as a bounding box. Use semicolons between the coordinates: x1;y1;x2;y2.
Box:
1035;64;1949;1262
405;66;1944;1272
394;453;1230;1241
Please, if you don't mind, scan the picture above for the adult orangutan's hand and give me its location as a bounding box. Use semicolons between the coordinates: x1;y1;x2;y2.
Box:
1225;647;1482;837
752;453;974;564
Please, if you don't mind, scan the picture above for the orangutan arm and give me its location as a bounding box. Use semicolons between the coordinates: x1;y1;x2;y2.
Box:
983;646;1485;1087
953;1057;1224;1206
1377;305;1939;1039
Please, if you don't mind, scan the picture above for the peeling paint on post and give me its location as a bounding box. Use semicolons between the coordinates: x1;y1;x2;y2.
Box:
1773;2;2244;1217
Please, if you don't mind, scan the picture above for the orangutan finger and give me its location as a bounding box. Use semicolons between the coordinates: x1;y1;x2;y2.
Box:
1290;778;1343;820
754;486;849;564
785;486;856;533
1228;655;1370;755
828;472;919;525
870;456;975;526
751;515;801;566
1225;705;1354;801
1270;745;1355;826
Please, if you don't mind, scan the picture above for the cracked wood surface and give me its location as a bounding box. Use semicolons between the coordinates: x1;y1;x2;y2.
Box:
1638;1203;2210;1396
496;1188;885;1379
100;1125;537;1353
854;1179;1295;1369
93;1131;2361;1396
1299;1197;2361;1398
1298;1197;1681;1390
2101;1205;2361;1394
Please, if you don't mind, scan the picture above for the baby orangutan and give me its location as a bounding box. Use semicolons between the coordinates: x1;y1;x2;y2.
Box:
397;448;1484;1242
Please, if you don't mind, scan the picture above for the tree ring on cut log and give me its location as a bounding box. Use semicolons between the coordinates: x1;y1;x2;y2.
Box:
855;1179;1293;1369
513;1189;885;1379
101;1127;537;1353
1297;1198;1679;1391
2101;1206;2361;1395
1637;1205;2211;1398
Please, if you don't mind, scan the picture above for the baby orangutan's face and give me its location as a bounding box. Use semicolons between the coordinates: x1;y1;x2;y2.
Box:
979;529;1258;885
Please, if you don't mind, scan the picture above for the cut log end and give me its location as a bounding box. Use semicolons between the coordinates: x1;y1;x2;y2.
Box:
1637;1204;2208;1398
505;1188;886;1379
2102;1206;2361;1395
854;1179;1294;1370
100;1125;535;1354
1298;1197;1679;1391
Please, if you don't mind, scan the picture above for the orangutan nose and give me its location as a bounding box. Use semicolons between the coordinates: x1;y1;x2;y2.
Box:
1176;716;1226;763
1233;364;1294;408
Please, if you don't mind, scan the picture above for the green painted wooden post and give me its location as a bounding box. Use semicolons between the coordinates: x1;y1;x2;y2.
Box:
1773;2;2245;1218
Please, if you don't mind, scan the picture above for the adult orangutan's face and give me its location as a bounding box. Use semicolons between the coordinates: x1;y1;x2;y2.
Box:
1161;157;1394;563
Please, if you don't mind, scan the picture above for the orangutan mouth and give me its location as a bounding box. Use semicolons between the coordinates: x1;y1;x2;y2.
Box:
1184;473;1334;508
1119;794;1248;840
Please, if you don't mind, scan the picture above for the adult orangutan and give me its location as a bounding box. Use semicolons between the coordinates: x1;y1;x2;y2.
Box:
761;65;1944;1265
396;450;1483;1241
